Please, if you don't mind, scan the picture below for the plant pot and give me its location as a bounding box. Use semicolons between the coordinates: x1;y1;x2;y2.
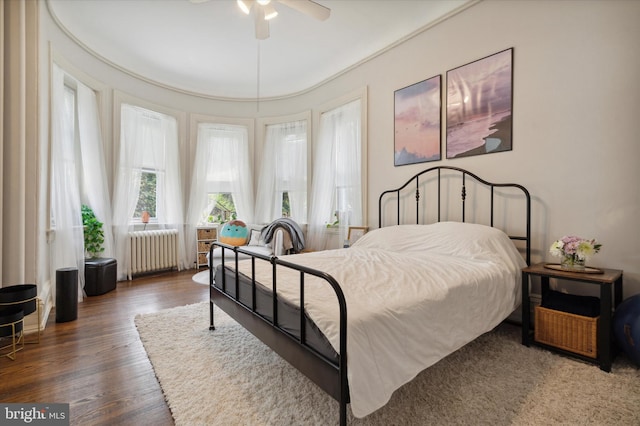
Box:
0;284;37;316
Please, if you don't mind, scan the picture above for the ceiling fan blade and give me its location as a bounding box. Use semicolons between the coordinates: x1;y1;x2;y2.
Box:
237;0;255;14
255;8;270;40
278;0;330;21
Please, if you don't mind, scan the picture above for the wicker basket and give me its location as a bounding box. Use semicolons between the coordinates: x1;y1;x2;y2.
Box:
198;241;212;252
534;306;598;358
197;227;217;240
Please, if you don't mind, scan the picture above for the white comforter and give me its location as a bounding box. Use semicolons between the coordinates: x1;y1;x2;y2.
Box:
232;222;526;418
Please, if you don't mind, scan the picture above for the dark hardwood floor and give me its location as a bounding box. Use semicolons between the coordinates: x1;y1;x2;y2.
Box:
0;269;208;425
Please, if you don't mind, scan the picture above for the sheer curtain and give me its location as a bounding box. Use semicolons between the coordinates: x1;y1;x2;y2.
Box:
307;99;362;251
158;117;188;271
77;83;114;259
185;123;254;265
113;104;187;280
255;120;307;224
50;65;85;301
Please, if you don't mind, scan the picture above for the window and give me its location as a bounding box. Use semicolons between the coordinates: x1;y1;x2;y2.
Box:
113;101;187;277
308;98;364;250
134;169;158;219
116;104;178;224
204;192;236;223
188;122;254;225
50;84;78;229
255;119;308;224
50;66;85;290
282;192;291;217
50;64;115;281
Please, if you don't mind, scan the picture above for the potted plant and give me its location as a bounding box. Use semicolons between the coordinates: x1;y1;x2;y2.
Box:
81;204;105;259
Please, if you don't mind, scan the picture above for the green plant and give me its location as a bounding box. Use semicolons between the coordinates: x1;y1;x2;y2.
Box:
81;204;105;258
325;212;339;228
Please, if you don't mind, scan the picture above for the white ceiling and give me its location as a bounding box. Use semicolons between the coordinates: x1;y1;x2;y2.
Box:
47;0;473;100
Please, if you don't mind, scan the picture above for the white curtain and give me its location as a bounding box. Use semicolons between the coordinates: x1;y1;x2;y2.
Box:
307;99;362;251
77;83;114;259
50;65;85;301
113;104;188;279
186;123;254;264
255;120;307;224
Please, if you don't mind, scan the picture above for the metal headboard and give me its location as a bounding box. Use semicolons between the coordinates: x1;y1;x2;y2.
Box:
378;166;531;265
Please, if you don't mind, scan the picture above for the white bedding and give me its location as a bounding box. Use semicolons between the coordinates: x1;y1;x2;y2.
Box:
231;222;526;418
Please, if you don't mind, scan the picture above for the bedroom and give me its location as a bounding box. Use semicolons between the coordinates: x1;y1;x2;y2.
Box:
1;0;639;423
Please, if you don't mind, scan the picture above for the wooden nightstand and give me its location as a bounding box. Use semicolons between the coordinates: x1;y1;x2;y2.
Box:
521;262;623;372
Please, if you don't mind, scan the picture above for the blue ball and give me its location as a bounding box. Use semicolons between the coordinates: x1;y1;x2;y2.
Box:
613;294;640;367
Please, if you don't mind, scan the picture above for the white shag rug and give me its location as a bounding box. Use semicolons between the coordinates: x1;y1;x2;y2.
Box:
192;270;210;285
135;302;640;426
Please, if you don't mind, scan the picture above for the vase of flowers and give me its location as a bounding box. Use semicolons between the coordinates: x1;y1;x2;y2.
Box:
549;235;602;271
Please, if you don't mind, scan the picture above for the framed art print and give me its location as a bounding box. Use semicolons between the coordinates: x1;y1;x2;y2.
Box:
347;226;368;245
394;75;441;166
446;48;513;159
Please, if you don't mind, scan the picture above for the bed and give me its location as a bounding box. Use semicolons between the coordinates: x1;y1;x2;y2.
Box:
209;166;531;425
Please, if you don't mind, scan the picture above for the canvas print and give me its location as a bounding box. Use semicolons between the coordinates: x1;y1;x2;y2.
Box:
347;226;368;245
394;75;441;166
446;48;513;159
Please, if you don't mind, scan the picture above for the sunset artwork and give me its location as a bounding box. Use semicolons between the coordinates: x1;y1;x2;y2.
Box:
446;48;513;159
394;75;441;166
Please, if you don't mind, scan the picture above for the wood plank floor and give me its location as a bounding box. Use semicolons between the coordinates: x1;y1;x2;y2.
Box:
0;269;208;425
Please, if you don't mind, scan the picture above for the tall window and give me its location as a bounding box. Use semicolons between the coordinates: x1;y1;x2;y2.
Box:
255;119;308;224
51;64;114;296
189;123;253;225
50;72;84;293
112;103;187;278
186;122;254;264
308;99;363;250
117;105;174;223
51;84;81;232
188;122;254;225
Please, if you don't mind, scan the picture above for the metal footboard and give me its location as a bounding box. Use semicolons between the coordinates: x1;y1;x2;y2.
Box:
209;243;349;425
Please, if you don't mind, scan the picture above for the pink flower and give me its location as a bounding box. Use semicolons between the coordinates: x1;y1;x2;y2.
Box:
549;235;602;261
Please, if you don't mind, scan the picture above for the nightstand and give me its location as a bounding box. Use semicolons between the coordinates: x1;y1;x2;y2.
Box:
196;226;218;268
521;262;623;372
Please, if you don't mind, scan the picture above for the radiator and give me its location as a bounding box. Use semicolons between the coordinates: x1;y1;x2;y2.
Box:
128;229;179;279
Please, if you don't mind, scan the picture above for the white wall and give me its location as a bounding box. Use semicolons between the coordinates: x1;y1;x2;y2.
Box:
40;0;640;297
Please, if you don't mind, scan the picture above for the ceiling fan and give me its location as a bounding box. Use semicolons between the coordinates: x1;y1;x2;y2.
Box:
191;0;331;40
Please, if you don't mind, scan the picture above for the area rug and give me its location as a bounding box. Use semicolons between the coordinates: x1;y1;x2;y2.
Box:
192;269;209;285
135;302;640;425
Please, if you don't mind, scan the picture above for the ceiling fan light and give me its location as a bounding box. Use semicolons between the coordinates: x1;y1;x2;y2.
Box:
263;3;278;20
237;0;254;15
256;0;271;5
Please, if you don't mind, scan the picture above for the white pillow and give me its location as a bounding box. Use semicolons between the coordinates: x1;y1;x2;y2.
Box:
247;229;264;246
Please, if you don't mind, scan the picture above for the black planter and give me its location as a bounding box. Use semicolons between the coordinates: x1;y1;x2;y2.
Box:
0;305;25;359
0;306;24;338
0;284;37;316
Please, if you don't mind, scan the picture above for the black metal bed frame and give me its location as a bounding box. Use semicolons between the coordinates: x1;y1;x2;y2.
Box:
209;166;531;425
209;249;349;423
379;166;531;265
